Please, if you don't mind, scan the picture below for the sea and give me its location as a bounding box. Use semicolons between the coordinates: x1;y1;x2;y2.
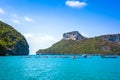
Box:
0;55;120;80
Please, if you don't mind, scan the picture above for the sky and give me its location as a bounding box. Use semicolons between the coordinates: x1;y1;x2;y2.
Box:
0;0;120;54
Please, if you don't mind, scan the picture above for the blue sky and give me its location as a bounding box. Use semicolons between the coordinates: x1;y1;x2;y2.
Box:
0;0;120;54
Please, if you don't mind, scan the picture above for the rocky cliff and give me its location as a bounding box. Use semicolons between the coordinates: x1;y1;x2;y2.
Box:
36;31;120;55
0;21;29;56
100;34;120;42
63;31;85;40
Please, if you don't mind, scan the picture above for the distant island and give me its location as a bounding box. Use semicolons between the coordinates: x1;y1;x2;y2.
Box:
36;31;120;55
0;21;29;56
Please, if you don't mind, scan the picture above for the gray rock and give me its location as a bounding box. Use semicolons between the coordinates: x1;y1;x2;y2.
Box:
4;37;29;56
63;31;85;40
12;39;29;55
100;34;120;42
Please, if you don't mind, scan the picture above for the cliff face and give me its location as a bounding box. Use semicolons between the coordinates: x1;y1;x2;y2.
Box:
99;34;120;42
36;31;120;55
0;21;29;56
63;31;85;40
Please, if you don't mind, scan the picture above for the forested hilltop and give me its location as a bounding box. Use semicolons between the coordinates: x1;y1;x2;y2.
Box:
0;20;29;56
36;31;120;55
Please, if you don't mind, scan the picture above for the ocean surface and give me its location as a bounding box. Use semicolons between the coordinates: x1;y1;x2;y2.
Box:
0;55;120;80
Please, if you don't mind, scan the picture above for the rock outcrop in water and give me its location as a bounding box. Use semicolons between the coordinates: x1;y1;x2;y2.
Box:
63;31;85;40
36;31;120;55
0;20;29;56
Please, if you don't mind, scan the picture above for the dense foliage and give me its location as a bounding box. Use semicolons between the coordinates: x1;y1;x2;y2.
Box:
0;21;28;55
37;37;120;55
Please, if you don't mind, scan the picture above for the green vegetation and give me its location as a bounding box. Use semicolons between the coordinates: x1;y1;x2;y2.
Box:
36;37;120;55
0;20;28;55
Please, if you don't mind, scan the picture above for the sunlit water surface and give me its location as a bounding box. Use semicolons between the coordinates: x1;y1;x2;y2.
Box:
0;55;120;80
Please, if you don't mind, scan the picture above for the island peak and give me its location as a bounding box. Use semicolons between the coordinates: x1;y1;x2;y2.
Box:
63;31;85;41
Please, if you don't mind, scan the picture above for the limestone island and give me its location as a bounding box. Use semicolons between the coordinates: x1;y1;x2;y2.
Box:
36;31;120;55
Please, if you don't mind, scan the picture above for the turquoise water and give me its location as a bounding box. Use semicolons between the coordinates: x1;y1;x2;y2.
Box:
0;55;120;80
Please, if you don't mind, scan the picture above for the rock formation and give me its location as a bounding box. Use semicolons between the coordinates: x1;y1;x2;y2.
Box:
63;31;85;40
100;34;120;42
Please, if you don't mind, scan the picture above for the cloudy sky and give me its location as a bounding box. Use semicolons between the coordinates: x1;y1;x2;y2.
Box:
0;0;120;54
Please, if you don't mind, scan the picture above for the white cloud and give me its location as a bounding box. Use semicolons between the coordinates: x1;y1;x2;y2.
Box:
10;14;22;24
24;33;33;39
0;8;5;14
23;33;58;54
10;19;20;24
9;15;34;24
65;0;87;8
24;16;33;22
